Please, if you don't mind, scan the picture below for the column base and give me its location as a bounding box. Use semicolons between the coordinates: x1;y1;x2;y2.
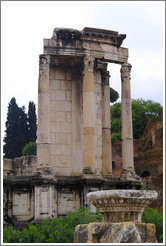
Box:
36;166;52;175
119;167;142;189
82;167;94;175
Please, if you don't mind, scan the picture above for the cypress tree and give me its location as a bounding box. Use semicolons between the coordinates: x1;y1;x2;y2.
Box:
19;106;29;148
3;98;30;159
27;101;37;142
3;99;37;159
3;98;22;158
110;87;119;103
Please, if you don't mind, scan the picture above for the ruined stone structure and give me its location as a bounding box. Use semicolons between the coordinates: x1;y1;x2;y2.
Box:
4;27;142;228
74;190;158;243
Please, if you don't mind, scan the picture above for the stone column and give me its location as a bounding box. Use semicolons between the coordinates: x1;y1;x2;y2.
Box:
120;63;140;182
101;69;112;175
82;54;96;174
37;54;51;174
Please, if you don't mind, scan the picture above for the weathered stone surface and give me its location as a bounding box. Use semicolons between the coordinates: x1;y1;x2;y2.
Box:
12;156;37;176
74;222;110;243
3;159;13;177
12;188;34;221
74;222;156;243
44;27;128;64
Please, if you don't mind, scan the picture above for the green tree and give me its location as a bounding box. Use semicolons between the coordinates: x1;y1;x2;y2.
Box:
3;98;28;159
3;99;37;159
110;99;163;143
110;87;119;103
110;102;121;143
22;141;37;156
19;106;29;149
132;99;162;138
27;102;37;142
132;99;147;139
144;100;163;120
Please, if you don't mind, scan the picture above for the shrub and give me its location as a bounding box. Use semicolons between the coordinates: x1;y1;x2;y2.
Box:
111;132;121;143
3;226;21;243
4;207;162;243
142;207;163;243
3;207;102;243
22;141;36;156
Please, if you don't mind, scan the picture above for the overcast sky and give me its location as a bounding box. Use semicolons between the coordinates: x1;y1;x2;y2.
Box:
1;1;165;139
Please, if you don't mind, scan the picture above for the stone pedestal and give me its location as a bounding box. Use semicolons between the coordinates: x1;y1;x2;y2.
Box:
74;222;156;243
74;189;158;243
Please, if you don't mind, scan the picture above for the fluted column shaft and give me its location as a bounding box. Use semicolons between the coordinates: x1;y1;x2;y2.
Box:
82;55;96;172
102;70;112;175
121;63;134;172
37;55;51;172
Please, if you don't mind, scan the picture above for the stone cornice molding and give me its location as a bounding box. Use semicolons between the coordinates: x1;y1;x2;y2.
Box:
44;27;128;64
51;27;126;48
82;27;126;48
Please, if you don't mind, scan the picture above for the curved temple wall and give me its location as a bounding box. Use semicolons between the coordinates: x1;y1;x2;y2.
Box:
37;27;130;177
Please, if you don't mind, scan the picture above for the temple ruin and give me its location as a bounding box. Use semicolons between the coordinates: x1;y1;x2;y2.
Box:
4;27;144;228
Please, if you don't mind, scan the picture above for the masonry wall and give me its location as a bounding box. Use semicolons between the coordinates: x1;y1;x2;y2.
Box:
48;65;103;175
49;65;83;175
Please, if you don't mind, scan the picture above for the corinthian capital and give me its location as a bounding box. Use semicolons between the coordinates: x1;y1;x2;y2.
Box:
39;55;50;71
83;54;94;72
121;63;132;80
101;70;110;84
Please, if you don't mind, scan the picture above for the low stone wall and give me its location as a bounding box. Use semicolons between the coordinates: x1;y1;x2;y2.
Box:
4;156;37;177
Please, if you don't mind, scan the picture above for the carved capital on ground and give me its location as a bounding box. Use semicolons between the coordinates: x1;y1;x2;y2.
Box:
87;190;158;223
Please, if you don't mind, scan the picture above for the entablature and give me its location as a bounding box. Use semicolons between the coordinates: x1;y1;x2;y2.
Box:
44;27;128;64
